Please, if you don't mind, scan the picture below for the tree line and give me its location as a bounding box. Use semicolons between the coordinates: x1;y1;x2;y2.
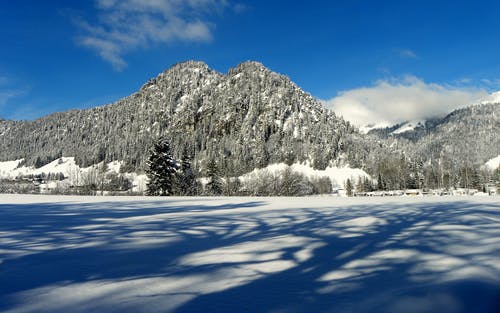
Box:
145;138;333;196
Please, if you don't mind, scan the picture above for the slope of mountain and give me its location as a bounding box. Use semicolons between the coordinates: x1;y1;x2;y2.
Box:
369;102;500;168
0;61;358;176
366;118;441;141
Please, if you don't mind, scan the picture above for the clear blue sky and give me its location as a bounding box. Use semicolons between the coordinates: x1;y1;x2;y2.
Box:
1;0;499;120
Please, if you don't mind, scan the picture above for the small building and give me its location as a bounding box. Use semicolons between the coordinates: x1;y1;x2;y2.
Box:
485;183;497;196
452;188;478;196
331;188;348;197
404;189;423;196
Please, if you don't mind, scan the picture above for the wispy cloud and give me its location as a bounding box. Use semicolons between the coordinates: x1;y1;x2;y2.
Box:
398;48;418;59
0;90;19;107
480;78;500;89
325;76;488;127
0;75;24;107
74;0;230;70
0;73;34;120
0;89;29;120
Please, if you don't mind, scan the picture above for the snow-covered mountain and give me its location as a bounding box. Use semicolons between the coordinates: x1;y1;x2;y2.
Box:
366;118;440;140
364;90;500;137
0;61;362;177
390;120;426;134
368;102;500;169
1;61;497;191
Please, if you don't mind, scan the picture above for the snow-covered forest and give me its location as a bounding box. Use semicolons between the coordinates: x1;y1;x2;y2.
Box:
0;61;499;196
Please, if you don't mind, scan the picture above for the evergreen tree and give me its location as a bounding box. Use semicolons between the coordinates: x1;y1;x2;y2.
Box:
355;176;364;193
175;155;199;196
345;178;353;197
205;158;223;195
146;138;179;196
363;176;372;192
310;176;332;194
495;164;500;191
470;167;481;190
223;176;242;196
377;173;385;191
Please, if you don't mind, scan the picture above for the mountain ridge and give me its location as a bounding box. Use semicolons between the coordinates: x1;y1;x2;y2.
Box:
1;60;498;191
0;61;358;175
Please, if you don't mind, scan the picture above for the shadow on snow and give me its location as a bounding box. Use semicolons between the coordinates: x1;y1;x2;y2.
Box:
0;197;499;313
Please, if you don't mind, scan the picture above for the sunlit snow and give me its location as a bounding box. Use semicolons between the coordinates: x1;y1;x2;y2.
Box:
0;195;498;313
485;155;500;171
241;162;370;187
391;120;425;134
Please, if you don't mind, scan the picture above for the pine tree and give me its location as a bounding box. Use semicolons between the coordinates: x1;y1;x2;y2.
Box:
223;176;242;196
495;164;500;191
377;173;384;191
363;176;372;192
175;155;199;196
205;158;223;196
146;138;179;196
355;176;364;193
345;178;353;197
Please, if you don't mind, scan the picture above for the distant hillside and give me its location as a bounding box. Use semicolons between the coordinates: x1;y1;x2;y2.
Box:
367;102;500;168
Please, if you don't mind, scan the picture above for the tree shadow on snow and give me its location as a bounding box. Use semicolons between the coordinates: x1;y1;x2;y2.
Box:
0;198;499;313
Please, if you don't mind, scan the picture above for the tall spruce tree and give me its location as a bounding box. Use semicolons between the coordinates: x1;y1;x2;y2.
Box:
175;155;199;196
146;138;179;196
205;158;223;195
495;164;500;191
345;178;353;197
377;173;384;191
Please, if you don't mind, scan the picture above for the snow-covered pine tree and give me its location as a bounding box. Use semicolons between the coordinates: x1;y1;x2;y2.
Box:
377;173;384;191
174;155;199;196
345;178;353;197
205;158;223;196
495;164;500;191
146;138;179;196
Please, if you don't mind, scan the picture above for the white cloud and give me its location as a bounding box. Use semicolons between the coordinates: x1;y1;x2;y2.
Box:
480;78;500;88
0;75;24;108
325;76;489;127
0;89;28;120
398;49;418;59
75;0;229;70
0;90;18;107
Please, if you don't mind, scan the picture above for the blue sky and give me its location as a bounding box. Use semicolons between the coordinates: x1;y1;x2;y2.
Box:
1;0;499;123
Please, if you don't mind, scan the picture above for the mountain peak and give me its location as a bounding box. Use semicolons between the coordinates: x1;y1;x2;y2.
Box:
140;61;215;91
230;61;269;75
170;60;210;71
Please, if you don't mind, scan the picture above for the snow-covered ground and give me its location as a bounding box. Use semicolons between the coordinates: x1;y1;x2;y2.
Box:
485;155;500;171
0;195;499;313
241;162;370;187
358;122;391;134
0;157;85;180
0;158;367;191
0;158;148;193
391;120;425;134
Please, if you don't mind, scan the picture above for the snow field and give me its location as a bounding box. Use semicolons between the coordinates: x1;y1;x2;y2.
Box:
0;195;499;313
